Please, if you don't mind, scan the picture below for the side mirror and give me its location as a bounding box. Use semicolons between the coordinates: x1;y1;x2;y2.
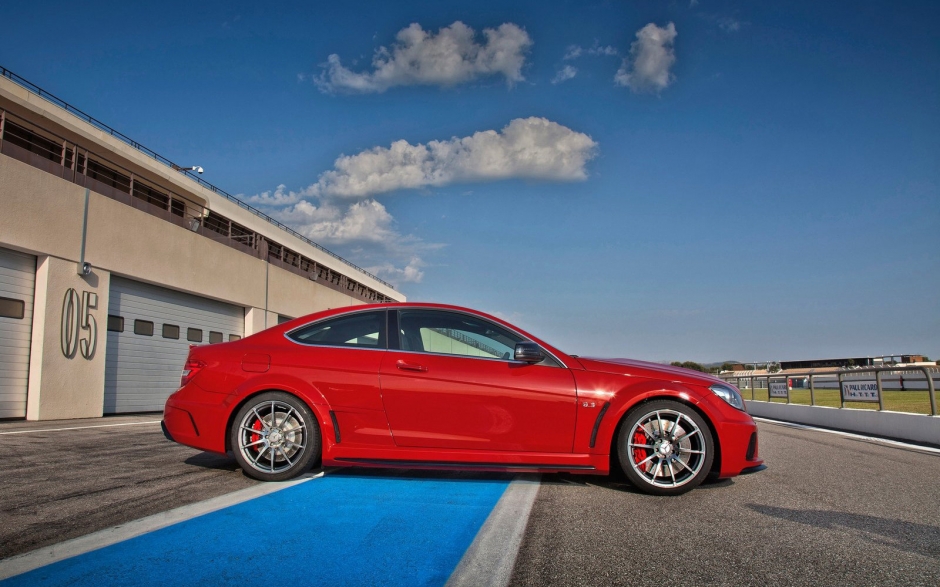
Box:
514;341;544;364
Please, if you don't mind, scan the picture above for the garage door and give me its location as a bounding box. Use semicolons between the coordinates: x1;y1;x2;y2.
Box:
104;276;244;413
0;248;36;419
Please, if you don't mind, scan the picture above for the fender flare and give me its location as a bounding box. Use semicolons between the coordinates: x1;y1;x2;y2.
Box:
222;374;333;453
597;384;722;474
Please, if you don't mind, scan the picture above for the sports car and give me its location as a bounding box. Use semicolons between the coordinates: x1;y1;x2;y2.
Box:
162;303;763;495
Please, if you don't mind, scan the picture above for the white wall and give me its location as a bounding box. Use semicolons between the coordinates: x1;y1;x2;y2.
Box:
745;401;940;445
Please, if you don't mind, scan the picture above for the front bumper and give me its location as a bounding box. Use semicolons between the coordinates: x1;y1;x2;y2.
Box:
716;419;764;478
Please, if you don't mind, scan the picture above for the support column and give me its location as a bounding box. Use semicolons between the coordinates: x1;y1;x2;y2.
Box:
26;256;111;420
244;307;278;337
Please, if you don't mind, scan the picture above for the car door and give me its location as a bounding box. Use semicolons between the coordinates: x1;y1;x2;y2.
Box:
282;309;391;446
379;309;578;453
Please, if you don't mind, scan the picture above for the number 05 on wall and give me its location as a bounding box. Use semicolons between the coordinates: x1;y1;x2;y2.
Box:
61;288;98;360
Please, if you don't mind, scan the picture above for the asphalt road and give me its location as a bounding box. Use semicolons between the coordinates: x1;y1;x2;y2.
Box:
2;416;938;586
0;416;258;559
511;419;940;587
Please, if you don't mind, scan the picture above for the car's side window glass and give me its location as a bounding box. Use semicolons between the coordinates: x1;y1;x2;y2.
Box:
288;310;386;349
398;310;523;360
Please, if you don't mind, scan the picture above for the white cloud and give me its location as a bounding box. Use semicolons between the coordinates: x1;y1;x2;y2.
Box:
243;184;308;207
248;118;596;285
275;199;402;247
717;17;742;33
563;41;617;61
315;21;532;93
368;257;426;284
552;65;578;84
615;22;678;93
269;198;436;285
588;43;618;56
307;117;597;198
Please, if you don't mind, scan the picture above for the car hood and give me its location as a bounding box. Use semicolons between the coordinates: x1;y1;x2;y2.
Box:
575;357;724;387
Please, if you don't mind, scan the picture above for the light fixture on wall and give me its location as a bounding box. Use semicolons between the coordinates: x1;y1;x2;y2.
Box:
178;166;204;174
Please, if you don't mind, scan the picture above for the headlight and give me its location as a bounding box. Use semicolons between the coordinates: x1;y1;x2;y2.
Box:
709;383;745;411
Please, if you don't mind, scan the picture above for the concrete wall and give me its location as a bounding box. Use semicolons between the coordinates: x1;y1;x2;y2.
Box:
0;76;399;299
0;152;365;420
745;400;940;446
0;155;364;317
0;72;406;420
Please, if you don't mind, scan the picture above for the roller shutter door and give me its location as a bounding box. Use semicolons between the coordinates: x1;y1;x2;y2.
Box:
104;276;244;413
0;248;36;419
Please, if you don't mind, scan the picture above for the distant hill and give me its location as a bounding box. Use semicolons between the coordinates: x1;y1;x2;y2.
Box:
655;360;741;368
703;360;742;369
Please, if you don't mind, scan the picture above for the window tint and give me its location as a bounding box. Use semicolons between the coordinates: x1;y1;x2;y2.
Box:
162;324;180;339
398;310;523;360
0;297;25;319
209;331;223;344
187;328;203;343
107;315;124;332
288;310;386;349
134;320;154;336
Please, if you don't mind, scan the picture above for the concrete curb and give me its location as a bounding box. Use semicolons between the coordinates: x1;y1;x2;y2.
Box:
745;400;940;445
445;474;541;587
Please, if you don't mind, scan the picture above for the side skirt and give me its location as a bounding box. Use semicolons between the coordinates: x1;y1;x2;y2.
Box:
324;446;611;474
335;457;596;471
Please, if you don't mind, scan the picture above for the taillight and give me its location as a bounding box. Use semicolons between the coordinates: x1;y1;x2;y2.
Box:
180;358;207;387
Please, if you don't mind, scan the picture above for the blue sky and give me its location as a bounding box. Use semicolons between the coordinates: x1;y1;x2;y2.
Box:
4;1;938;362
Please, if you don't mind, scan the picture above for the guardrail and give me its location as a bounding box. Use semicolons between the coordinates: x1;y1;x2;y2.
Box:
721;366;938;416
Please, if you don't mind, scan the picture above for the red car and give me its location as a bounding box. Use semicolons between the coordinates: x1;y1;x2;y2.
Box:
163;303;763;495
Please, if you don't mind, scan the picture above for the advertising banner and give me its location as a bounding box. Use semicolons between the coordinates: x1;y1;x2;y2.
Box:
841;380;880;403
769;381;789;398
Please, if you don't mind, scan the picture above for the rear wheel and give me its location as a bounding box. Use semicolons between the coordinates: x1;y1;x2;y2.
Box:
616;400;714;496
231;392;320;482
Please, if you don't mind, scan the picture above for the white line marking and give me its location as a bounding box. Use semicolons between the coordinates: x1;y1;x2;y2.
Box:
753;417;940;454
0;421;161;435
0;471;324;580
445;474;541;587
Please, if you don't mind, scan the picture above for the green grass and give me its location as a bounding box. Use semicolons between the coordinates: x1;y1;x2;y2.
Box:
743;387;936;415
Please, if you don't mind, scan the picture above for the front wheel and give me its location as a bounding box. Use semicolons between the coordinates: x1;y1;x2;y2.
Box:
616;400;714;496
230;392;320;482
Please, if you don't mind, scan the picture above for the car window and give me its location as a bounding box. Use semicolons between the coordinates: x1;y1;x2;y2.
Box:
398;310;523;360
288;310;386;349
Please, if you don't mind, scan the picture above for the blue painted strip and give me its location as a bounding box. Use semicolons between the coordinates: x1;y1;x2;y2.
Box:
2;471;510;587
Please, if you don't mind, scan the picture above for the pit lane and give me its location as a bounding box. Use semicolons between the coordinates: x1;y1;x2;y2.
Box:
1;417;937;586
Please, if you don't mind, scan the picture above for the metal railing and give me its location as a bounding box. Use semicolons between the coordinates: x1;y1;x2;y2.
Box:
0;65;392;289
0;107;392;303
721;366;938;416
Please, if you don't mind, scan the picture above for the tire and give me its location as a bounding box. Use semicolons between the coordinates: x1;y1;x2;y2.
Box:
230;391;321;482
616;400;714;496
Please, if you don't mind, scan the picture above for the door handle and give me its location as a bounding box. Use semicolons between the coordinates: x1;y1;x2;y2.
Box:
396;360;428;373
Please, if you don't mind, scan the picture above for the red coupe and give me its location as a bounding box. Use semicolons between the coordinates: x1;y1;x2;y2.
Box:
163;303;763;495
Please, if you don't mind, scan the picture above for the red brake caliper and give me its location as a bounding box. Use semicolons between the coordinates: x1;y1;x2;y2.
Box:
250;419;263;454
632;428;650;472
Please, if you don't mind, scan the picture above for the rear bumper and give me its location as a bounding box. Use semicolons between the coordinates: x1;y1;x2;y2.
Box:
162;384;230;454
161;420;174;442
